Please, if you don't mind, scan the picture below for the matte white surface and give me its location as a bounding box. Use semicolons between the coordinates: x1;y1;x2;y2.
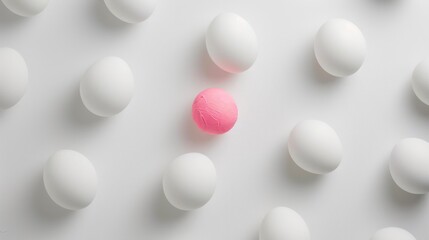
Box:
0;0;429;240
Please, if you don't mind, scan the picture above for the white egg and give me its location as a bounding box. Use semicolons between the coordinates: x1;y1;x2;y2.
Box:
206;13;258;73
288;120;343;174
1;0;49;17
390;138;429;194
371;227;416;240
0;48;28;109
104;0;157;23
260;207;310;240
43;150;98;211
412;59;429;105
314;19;366;77
80;56;134;117
163;153;216;211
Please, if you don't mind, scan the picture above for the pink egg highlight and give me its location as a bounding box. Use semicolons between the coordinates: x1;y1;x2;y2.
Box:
192;88;238;134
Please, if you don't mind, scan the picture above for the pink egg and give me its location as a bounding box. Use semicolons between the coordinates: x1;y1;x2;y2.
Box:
192;88;238;134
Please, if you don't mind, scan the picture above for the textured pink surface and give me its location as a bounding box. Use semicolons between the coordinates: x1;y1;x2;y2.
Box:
192;88;238;134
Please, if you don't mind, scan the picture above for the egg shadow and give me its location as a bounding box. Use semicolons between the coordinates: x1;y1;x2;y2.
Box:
250;229;259;240
30;173;76;225
0;3;28;25
65;78;108;128
0;209;11;236
0;108;10;117
306;42;342;84
283;147;323;185
275;140;322;187
91;0;136;30
0;223;13;239
381;156;425;207
406;80;429;118
146;184;189;226
182;109;218;147
369;0;401;6
198;35;234;82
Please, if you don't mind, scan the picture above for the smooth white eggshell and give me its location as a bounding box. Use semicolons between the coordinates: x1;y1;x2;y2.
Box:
43;150;98;211
163;153;217;211
104;0;157;23
314;18;366;77
288;120;343;174
80;56;135;117
1;0;49;17
371;227;416;240
412;59;429;105
390;138;429;194
0;48;28;109
206;13;258;73
260;207;310;240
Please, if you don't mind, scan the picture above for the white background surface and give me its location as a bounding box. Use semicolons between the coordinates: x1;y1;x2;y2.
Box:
0;0;429;239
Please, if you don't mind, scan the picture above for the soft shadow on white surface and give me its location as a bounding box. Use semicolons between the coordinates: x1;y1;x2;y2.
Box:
0;107;13;116
369;0;401;5
31;173;76;222
311;55;341;83
283;145;323;185
147;184;189;224
250;231;259;240
65;80;107;127
91;0;136;30
381;157;425;207
0;3;27;25
0;215;10;236
407;83;429;118
307;43;341;83
290;41;347;100
181;110;218;146
198;35;233;82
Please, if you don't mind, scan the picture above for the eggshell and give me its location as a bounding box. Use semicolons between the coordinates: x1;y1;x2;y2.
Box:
43;150;98;211
206;13;258;73
412;59;429;105
163;153;216;211
390;138;429;194
288;120;342;174
80;56;134;117
260;207;310;240
371;227;416;240
314;19;366;77
192;88;238;135
1;0;49;17
104;0;157;23
0;48;28;109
